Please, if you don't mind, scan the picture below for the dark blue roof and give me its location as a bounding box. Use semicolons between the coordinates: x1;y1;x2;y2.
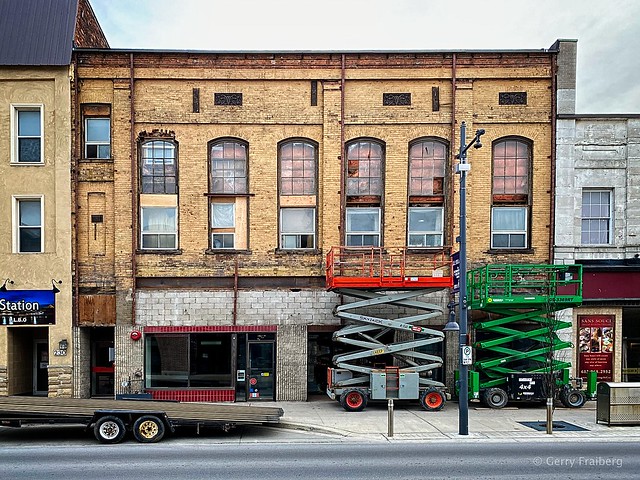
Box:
0;0;79;65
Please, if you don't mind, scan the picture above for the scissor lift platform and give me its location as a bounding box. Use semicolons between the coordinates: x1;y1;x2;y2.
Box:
466;264;585;408
325;247;453;412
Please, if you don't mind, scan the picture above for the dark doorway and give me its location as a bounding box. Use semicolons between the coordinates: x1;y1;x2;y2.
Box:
235;333;276;401
34;340;48;395
91;327;114;397
248;341;275;400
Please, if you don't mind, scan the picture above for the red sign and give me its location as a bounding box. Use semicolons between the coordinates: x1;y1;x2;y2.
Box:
578;315;614;382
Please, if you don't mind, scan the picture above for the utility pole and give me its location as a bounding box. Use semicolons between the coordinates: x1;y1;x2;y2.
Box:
455;121;485;436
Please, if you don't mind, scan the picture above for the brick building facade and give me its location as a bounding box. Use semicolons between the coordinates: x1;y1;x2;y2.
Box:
71;41;567;401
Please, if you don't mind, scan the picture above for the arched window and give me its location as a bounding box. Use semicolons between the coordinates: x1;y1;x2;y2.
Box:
210;140;248;194
279;140;317;196
493;139;530;196
345;139;384;247
140;140;177;194
208;139;249;250
346;139;384;197
408;139;446;196
407;138;447;248
491;138;532;249
278;139;318;250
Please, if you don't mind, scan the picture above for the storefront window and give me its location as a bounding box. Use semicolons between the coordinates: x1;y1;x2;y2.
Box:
145;333;232;388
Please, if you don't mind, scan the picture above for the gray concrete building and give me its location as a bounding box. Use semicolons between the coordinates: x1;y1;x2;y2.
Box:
554;40;640;384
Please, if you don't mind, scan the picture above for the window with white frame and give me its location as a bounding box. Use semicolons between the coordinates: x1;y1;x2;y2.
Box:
140;140;177;194
85;118;111;159
13;106;43;163
211;202;235;249
581;190;611;244
491;207;527;248
140;207;177;249
14;197;43;253
280;208;315;249
346;207;380;247
408;207;443;247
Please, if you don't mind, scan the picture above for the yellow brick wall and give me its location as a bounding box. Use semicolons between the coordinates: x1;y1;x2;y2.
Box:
74;52;554;285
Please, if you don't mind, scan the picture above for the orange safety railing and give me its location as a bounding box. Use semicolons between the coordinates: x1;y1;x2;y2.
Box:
325;246;453;290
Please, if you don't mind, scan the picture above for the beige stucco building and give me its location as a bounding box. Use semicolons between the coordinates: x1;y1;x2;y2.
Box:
0;0;107;397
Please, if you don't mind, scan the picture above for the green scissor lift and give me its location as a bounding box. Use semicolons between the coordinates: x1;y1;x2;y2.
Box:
465;264;593;408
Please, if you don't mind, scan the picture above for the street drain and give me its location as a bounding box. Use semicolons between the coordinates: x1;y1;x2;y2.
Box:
519;421;588;432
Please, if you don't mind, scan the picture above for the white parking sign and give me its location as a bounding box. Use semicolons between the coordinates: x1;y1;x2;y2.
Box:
461;345;473;365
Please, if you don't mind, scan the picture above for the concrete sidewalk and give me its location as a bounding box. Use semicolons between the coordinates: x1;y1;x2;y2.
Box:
254;397;640;441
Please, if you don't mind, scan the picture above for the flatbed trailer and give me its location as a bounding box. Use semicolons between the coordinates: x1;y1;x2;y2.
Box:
0;396;283;444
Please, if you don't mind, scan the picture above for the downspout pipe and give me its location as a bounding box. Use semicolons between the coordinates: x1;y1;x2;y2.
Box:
130;53;137;326
450;53;457;251
340;54;346;243
339;54;346;309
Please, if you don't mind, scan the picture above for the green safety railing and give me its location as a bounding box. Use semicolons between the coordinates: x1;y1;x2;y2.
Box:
467;264;583;310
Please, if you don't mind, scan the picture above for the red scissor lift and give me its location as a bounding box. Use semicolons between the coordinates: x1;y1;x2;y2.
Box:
325;247;454;412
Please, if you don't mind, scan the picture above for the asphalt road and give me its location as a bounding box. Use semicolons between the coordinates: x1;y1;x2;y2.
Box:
0;426;638;480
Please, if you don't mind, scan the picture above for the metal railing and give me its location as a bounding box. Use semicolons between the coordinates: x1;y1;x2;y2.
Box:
326;246;453;290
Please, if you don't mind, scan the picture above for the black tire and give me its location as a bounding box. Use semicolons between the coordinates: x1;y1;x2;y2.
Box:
483;387;508;409
94;415;126;444
420;387;446;412
560;388;586;408
339;389;368;412
132;415;166;443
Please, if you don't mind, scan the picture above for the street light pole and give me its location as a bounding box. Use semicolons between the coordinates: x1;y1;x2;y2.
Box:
455;121;484;436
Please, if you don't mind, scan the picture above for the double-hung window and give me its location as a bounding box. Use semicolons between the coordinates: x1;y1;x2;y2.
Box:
280;208;315;249
346;207;380;247
85;118;111;159
491;138;531;249
140;207;177;249
491;207;527;248
13;106;43;163
211;203;235;249
408;207;443;247
14;197;43;253
581;190;611;244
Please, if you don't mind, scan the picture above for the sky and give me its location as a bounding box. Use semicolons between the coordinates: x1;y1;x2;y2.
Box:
90;0;640;114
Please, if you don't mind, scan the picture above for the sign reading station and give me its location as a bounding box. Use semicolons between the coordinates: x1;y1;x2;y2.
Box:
0;290;55;326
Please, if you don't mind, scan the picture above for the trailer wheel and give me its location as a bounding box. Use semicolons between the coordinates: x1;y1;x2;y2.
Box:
94;415;126;444
340;389;368;412
483;387;508;409
132;415;165;443
420;388;445;411
560;388;586;408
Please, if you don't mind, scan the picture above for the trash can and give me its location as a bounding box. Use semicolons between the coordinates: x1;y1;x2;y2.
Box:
596;382;640;426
